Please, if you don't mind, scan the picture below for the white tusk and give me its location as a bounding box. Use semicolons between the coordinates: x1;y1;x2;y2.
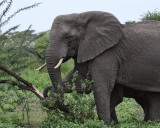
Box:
54;58;63;69
36;62;47;71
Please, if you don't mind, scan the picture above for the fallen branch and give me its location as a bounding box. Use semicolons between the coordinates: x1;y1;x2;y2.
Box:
0;65;44;100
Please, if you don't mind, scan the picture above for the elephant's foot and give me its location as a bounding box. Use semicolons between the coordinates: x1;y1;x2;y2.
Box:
144;92;160;121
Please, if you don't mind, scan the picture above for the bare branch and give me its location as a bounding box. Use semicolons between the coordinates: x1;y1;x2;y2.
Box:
0;80;31;90
0;67;70;111
25;49;45;60
0;65;44;98
0;65;44;99
0;79;24;86
0;65;33;87
0;79;44;100
32;86;45;100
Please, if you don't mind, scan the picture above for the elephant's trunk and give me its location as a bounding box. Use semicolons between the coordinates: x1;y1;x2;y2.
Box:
45;43;69;112
46;41;64;92
45;39;70;112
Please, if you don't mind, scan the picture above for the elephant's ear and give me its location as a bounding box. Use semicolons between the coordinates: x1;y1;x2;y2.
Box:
77;11;123;63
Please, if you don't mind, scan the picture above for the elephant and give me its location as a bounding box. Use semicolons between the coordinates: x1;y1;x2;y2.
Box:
45;11;160;125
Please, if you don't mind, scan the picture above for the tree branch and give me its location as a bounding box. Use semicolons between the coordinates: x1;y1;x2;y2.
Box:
25;48;45;60
0;66;69;112
0;65;44;100
0;80;33;91
0;65;32;86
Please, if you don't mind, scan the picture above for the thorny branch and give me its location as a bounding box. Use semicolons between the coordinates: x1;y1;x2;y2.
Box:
0;2;41;28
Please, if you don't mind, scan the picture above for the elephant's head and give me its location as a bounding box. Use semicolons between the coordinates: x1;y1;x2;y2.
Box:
45;11;123;93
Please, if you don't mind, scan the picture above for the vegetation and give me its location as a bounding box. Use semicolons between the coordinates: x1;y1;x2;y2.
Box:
141;10;160;21
125;21;136;24
1;1;160;127
2;68;160;128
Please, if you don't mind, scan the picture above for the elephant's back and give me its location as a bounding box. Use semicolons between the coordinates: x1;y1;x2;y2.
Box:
123;20;160;56
124;20;160;38
118;21;160;92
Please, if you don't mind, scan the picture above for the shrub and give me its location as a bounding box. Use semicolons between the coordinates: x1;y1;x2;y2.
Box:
141;10;160;21
125;21;136;24
10;113;24;127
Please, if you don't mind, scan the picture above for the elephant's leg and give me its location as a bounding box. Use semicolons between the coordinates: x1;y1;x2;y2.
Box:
92;81;112;125
144;92;160;121
110;84;124;124
89;57;118;126
111;109;118;124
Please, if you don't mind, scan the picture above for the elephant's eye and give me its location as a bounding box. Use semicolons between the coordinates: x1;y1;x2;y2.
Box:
65;34;72;40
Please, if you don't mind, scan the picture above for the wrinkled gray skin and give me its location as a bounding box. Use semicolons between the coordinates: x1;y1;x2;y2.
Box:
45;11;160;125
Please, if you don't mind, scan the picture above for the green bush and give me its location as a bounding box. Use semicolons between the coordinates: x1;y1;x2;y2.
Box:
10;113;24;127
141;10;160;21
41;118;107;128
0;123;23;128
125;21;136;24
0;113;24;128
